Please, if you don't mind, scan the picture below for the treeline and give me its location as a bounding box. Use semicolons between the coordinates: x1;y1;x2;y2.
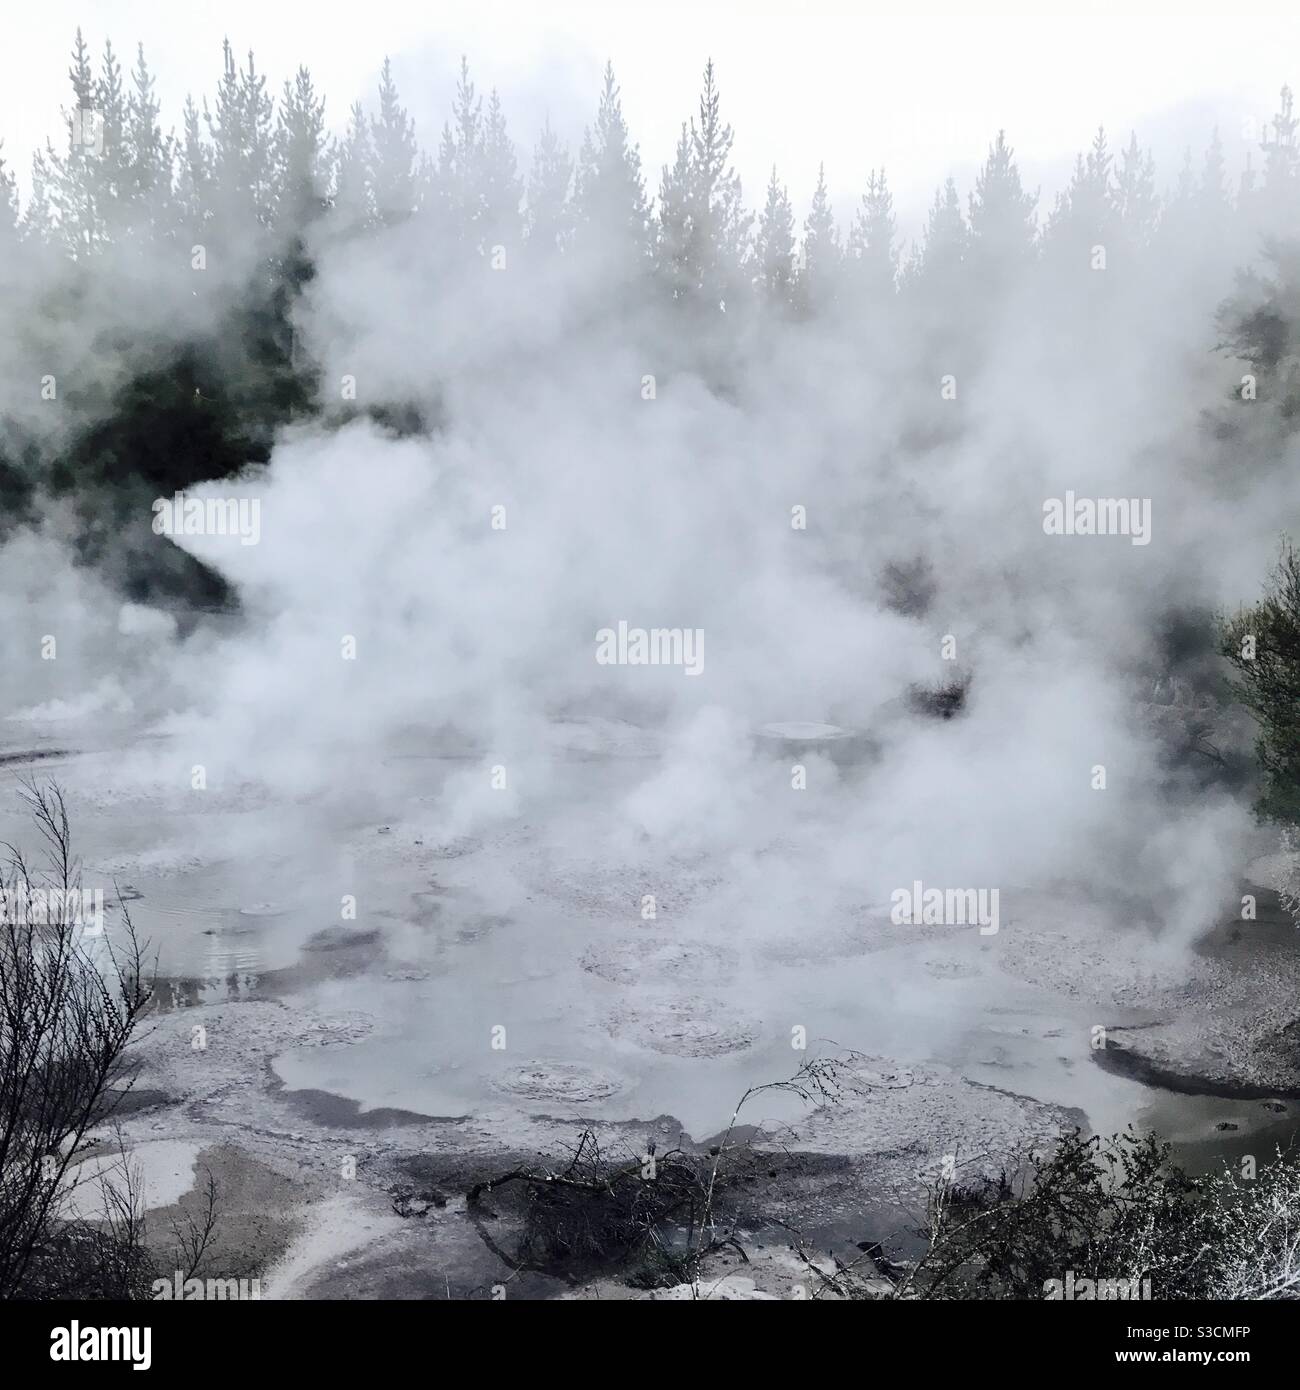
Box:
6;33;1300;310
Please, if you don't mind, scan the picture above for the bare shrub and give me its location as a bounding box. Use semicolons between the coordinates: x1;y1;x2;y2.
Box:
0;780;154;1298
799;1129;1300;1301
466;1057;852;1292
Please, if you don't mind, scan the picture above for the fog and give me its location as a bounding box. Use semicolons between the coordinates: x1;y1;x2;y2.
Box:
3;35;1297;1088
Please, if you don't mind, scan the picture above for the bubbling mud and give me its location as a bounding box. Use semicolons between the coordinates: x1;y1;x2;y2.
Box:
580;935;740;986
489;1060;630;1105
603;998;760;1058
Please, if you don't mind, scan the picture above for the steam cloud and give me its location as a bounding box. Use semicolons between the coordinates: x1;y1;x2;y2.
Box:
2;38;1293;971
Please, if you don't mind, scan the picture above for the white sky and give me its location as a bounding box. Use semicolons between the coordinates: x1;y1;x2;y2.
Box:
2;0;1298;241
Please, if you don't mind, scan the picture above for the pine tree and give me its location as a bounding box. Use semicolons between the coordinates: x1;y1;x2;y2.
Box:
0;143;19;246
175;95;211;243
1258;86;1300;231
332;101;373;233
796;162;841;315
434;56;483;247
657;60;752;309
95;38;132;244
275;66;328;235
526;118;573;256
250;69;327;411
204;41;275;237
688;60;751;306
902;174;970;361
967;130;1037;287
848;167;897;299
1044;127;1116;269
911;176;966;294
269;64;328;389
479;89;522;253
125;44;173;243
1262;86;1299;190
22;151;54;244
656;122;694;300
48;28;101;257
370;57;418;227
926;177;967;269
753;165;794;305
573;62;650;268
1113;132;1158;253
240;50;276;231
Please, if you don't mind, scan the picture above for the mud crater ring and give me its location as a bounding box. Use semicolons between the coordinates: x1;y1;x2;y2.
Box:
580;935;740;986
489;1060;630;1106
604;998;760;1058
239;901;290;919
